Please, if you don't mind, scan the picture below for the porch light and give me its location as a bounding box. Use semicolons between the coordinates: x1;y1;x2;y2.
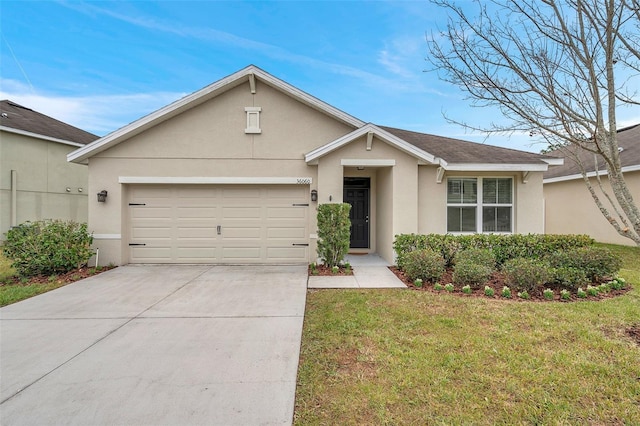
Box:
97;190;108;202
311;189;318;202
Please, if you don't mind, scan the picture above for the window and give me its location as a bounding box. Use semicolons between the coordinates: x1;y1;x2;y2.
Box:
447;177;513;233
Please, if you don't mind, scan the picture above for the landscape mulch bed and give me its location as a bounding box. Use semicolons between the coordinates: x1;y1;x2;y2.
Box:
1;265;116;287
309;264;354;276
389;267;631;302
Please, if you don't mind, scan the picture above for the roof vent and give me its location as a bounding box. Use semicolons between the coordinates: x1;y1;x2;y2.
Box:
1;113;8;118
618;147;624;152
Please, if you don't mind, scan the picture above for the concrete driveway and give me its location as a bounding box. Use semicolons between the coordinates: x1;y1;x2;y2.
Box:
0;265;308;425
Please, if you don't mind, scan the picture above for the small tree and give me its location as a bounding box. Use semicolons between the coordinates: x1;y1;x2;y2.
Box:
427;0;640;245
316;203;351;268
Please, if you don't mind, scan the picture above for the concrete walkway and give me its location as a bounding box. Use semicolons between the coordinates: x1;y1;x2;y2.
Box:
307;254;406;289
0;265;307;425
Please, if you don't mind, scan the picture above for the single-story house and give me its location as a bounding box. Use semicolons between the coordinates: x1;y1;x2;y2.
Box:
544;123;640;246
1;100;98;239
68;65;562;266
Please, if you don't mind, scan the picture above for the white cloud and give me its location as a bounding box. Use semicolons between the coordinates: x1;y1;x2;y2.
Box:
1;79;185;135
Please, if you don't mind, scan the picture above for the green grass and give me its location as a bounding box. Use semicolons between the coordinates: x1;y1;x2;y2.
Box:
295;244;640;425
0;252;103;307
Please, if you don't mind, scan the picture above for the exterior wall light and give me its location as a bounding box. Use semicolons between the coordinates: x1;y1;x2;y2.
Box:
311;189;318;202
97;190;108;202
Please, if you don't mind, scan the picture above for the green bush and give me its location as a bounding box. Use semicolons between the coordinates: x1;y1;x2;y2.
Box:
402;248;445;283
502;257;552;294
452;249;495;288
3;220;93;277
393;233;593;268
567;247;622;282
316;203;351;268
550;266;588;290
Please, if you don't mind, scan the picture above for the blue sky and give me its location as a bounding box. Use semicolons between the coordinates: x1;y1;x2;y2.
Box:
1;1;638;153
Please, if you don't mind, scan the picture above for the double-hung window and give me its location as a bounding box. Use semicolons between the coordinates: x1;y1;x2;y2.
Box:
447;177;513;233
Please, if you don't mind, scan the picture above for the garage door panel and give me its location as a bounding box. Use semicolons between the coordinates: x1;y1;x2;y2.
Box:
222;227;261;239
267;247;308;261
176;207;218;218
129;184;309;264
267;227;306;239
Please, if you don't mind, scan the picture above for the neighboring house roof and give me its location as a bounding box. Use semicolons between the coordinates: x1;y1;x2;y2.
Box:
544;124;640;183
0;100;98;146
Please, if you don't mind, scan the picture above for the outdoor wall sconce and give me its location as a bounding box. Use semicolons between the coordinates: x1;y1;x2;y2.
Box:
97;190;108;202
311;189;318;202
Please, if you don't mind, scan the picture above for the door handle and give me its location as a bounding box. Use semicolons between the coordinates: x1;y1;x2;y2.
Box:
217;225;221;235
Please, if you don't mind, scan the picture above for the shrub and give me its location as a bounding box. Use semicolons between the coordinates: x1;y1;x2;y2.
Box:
462;284;472;294
453;249;495;288
484;286;495;297
444;283;455;292
577;287;587;298
316;203;351;268
586;285;599;296
502;258;552;294
402;248;445;282
414;278;424;288
3;220;93;277
569;247;622;282
550;267;588;290
560;289;571;300
517;290;530;300
434;282;444;291
546;247;621;282
394;233;593;269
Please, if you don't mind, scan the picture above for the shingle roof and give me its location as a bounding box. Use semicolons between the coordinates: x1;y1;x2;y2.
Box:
379;125;556;165
0;100;98;145
543;124;640;179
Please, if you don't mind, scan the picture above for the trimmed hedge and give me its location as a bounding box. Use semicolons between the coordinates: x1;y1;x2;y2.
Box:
317;203;351;268
394;233;594;268
3;220;93;277
403;248;445;283
453;249;495;288
546;246;622;282
502;258;552;293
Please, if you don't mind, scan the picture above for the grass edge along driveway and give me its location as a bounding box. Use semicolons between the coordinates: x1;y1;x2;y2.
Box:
294;244;640;425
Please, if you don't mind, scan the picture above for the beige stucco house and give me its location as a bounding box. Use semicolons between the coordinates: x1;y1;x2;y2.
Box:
544;123;640;246
68;65;562;266
1;100;98;239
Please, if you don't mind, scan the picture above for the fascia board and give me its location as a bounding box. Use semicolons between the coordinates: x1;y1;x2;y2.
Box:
543;164;640;184
69;65;364;164
541;158;564;166
305;124;437;164
2;126;85;148
443;163;549;172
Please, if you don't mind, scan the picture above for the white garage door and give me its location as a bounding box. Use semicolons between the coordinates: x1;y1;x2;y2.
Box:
127;184;309;264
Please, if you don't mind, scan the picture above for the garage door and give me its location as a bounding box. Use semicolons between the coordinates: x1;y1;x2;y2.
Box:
127;184;309;264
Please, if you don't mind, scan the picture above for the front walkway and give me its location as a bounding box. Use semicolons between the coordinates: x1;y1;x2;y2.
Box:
307;254;406;289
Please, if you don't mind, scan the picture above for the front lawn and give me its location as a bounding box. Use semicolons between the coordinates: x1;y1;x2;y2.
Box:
294;244;640;424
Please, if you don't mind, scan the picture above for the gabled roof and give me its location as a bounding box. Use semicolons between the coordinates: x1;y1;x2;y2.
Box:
305;123;438;165
68;65;365;164
1;100;98;146
306;123;561;171
543;124;640;183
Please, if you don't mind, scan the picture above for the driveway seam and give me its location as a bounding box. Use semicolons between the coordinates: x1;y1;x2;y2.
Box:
0;266;214;405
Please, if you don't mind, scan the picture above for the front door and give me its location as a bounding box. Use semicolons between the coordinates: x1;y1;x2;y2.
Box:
343;178;370;248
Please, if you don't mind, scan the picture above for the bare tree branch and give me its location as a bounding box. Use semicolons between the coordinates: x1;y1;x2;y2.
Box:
427;0;640;245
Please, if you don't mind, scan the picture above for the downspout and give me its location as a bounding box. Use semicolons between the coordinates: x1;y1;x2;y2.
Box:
10;170;17;227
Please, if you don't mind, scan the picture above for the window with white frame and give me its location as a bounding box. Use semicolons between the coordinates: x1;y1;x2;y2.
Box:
447;177;513;233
